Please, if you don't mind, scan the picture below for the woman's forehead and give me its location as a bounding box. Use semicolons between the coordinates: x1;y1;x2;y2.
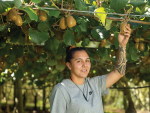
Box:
73;50;89;58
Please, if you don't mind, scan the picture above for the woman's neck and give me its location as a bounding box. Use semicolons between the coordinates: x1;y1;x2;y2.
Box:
70;76;85;85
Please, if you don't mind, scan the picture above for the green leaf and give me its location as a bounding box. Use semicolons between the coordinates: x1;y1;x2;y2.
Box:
129;46;137;55
63;30;76;45
105;19;112;30
23;61;33;70
56;64;66;72
38;21;51;31
57;43;66;55
0;24;6;31
74;0;88;11
19;6;38;21
114;32;119;49
15;67;23;79
44;37;59;51
79;20;87;32
81;38;90;47
129;0;146;7
91;26;110;40
46;9;60;18
39;53;47;62
0;0;14;14
6;55;16;64
131;54;138;61
96;47;109;57
12;46;24;57
136;28;143;38
29;28;49;44
14;0;22;8
32;0;41;3
47;59;57;66
111;25;118;33
10;29;22;43
28;50;37;58
110;0;128;13
148;35;150;39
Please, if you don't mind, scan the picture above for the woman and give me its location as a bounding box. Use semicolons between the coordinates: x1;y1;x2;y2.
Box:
49;24;131;113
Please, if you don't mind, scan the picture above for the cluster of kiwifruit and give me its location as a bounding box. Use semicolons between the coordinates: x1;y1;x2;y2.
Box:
35;9;47;21
142;55;150;66
109;36;116;44
5;9;22;26
59;15;76;29
134;37;145;51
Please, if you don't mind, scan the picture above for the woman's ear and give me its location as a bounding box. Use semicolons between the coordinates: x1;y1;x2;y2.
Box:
66;62;71;70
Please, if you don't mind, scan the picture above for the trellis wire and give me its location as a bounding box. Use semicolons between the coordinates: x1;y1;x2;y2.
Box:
34;7;150;17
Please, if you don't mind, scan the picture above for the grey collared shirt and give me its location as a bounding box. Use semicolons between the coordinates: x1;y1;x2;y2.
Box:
49;74;109;113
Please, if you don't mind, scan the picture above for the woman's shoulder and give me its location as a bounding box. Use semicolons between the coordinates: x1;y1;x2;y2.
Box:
88;74;108;82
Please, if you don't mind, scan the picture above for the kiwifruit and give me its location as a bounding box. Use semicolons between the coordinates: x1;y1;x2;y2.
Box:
109;36;115;44
142;55;149;62
22;25;29;35
120;21;127;34
35;9;39;15
147;57;150;64
59;17;67;29
55;31;63;41
135;42;139;50
134;37;140;43
39;10;47;21
14;15;22;26
6;13;12;21
66;15;76;28
139;43;145;51
100;39;107;47
8;9;17;21
74;33;82;43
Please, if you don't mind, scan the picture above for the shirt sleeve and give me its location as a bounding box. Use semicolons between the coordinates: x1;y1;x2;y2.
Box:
93;74;109;95
49;85;67;113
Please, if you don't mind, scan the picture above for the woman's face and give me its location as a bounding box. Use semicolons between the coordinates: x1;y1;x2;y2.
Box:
66;50;91;79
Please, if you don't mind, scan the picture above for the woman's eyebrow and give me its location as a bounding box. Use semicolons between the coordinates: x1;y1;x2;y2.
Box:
75;58;90;60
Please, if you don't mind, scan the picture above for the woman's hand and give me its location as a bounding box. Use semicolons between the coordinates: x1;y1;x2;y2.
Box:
118;24;131;47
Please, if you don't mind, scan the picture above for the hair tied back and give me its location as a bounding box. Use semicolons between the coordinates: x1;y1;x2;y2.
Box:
69;45;76;51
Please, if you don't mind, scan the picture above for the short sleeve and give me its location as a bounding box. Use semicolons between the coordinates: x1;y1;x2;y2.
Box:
49;85;67;113
93;74;109;95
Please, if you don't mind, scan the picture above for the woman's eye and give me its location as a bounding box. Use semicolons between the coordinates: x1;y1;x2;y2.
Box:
77;60;81;62
86;60;90;62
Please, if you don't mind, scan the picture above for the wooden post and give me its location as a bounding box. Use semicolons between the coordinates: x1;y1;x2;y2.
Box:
0;85;2;113
43;86;46;111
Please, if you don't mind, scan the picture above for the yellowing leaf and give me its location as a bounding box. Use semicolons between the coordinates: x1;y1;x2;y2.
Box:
93;1;97;6
94;7;107;26
105;19;112;30
140;17;145;20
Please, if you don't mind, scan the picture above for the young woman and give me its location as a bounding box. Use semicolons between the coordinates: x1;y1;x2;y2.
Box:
49;24;131;113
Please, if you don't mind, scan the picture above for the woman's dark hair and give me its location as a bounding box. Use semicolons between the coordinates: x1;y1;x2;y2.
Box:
65;46;89;63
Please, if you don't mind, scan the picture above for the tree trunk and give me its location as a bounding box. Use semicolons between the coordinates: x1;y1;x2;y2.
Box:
16;79;23;113
117;76;137;113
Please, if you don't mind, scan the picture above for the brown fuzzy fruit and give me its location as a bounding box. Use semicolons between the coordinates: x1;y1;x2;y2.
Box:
35;9;39;15
147;57;150;64
120;21;127;34
6;13;12;21
66;15;76;28
59;17;67;29
8;9;17;21
139;43;145;51
135;42;139;50
100;39;107;47
39;10;47;21
134;37;140;43
14;15;22;26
